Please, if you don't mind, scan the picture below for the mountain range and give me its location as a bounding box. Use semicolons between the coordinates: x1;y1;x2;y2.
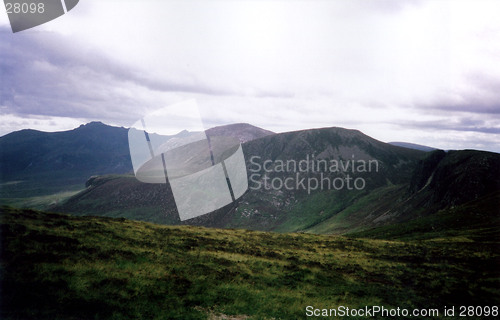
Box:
1;122;499;237
0;122;273;198
2;121;499;320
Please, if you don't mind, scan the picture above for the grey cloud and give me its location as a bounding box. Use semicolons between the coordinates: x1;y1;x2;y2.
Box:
0;26;292;125
428;103;500;115
420;73;500;115
0;27;144;122
398;118;500;135
395;118;500;153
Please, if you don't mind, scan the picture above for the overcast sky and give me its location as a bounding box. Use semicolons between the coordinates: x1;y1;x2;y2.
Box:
1;0;499;152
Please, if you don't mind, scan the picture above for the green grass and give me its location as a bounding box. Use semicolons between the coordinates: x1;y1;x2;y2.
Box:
348;191;500;242
265;188;368;233
0;189;83;211
304;185;404;234
1;206;499;319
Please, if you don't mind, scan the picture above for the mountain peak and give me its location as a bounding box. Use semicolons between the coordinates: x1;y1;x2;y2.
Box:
77;121;106;129
206;123;274;143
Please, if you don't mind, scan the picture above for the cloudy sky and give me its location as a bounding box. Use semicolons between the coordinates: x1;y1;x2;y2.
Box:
1;0;499;152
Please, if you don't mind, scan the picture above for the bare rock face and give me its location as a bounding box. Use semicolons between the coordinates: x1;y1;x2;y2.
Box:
410;150;500;207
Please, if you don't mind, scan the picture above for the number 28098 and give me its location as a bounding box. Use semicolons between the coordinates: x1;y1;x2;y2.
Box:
5;2;45;14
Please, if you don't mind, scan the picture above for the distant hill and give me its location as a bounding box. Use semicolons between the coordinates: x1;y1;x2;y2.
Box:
389;141;436;152
206;123;274;143
5;121;499;237
0;122;131;197
52;128;500;235
53;126;430;231
0;122;273;198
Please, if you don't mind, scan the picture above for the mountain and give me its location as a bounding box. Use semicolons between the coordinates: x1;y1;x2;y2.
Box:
3;124;498;320
4;122;499;236
0;122;273;198
409;149;500;206
211;126;426;231
307;149;500;234
389;141;436;152
53;126;431;232
52;126;500;235
206;122;274;143
0;122;131;197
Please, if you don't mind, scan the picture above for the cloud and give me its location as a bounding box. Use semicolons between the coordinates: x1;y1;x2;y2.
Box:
398;117;500;135
415;72;500;115
0;27;252;123
0;22;299;128
0;27;142;121
0;113;86;136
1;1;499;153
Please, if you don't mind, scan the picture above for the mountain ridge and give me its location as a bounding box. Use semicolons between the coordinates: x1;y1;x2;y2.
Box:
53;125;432;232
52;139;500;235
0;121;272;198
3;121;499;237
389;141;436;152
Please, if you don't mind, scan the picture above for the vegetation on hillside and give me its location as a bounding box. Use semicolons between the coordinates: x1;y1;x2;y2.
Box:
348;191;500;241
1;206;498;319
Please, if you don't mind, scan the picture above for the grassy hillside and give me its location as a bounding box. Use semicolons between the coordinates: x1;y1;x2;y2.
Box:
52;175;180;225
305;185;408;234
348;191;500;241
1;207;499;319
